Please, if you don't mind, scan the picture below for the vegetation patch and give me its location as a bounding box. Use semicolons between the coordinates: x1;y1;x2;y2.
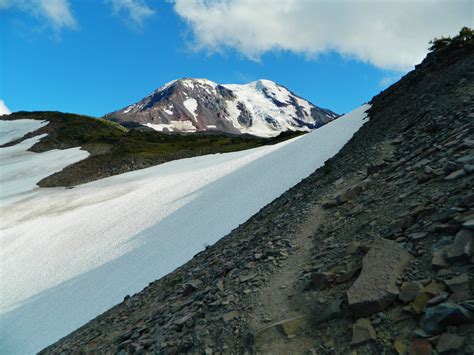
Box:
2;111;305;187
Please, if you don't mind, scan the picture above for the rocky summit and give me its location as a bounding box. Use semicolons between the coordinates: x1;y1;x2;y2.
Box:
105;78;338;137
42;33;473;353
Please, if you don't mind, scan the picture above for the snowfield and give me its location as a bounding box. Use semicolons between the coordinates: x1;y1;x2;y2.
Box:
0;105;370;353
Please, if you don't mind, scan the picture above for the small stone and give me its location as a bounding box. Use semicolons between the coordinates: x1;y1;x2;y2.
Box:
446;228;474;262
346;241;361;254
254;253;263;260
427;291;449;306
463;219;474;230
310;272;332;290
409;339;432;355
445;274;471;302
335;267;361;284
436;333;465;354
399;281;422;303
335;180;369;204
411;293;432;314
277;315;305;336
408;232;427;240
223;311;238;322
444;169;465;180
421;280;445;296
394;338;407;354
421;302;474;334
464;164;474;173
351;318;376;346
315;299;342;323
239;273;257;283
432;252;449;268
182;279;202;296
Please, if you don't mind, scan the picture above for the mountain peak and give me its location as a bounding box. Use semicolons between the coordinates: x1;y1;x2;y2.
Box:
105;78;338;137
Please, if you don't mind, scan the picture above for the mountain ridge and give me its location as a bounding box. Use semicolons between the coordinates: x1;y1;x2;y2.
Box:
105;78;338;137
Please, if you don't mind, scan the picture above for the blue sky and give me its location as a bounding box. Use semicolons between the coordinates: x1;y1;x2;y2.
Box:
0;0;471;117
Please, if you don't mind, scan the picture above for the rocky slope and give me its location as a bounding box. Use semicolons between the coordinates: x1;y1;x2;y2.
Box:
105;78;338;137
42;32;473;354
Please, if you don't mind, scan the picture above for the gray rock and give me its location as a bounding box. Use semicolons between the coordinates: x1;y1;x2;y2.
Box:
223;311;238;322
351;318;376;346
334;180;370;205
182;279;203;296
399;281;422;303
446;228;474;262
309;272;332;290
436;333;465;354
421;302;474;334
444;169;466;180
462;219;474;230
315;299;342;323
347;238;412;317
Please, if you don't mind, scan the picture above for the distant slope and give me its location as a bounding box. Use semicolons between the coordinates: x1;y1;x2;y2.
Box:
105;78;338;137
0;111;304;187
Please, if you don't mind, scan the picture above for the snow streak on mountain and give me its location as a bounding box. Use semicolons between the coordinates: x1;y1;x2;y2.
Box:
105;79;339;137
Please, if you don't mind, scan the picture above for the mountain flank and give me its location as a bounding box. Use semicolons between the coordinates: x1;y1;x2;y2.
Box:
42;29;473;353
105;78;338;137
0;112;303;187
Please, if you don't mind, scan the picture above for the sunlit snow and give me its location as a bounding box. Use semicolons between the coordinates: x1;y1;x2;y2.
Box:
0;105;370;353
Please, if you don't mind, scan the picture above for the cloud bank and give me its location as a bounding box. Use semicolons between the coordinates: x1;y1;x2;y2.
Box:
172;0;472;71
0;0;77;31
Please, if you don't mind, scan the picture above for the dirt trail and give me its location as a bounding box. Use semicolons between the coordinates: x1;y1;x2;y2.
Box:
250;204;326;354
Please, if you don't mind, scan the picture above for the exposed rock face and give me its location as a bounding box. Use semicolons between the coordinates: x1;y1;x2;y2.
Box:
105;78;338;137
347;238;412;317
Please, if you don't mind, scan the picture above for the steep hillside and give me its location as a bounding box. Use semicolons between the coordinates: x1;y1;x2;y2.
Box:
105;78;338;137
43;32;473;353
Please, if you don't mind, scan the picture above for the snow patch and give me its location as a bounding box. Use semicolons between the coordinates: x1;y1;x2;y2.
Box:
0;100;11;116
144;120;196;133
183;98;199;120
0;119;48;145
0;104;370;353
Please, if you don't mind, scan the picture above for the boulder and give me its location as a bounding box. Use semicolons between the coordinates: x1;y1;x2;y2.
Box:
347;238;412;317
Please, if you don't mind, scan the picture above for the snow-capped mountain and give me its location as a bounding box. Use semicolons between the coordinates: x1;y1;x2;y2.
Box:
105;78;339;137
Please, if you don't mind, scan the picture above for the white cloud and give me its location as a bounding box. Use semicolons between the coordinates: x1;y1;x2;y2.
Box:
0;99;12;116
0;0;77;31
107;0;155;28
172;0;472;71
